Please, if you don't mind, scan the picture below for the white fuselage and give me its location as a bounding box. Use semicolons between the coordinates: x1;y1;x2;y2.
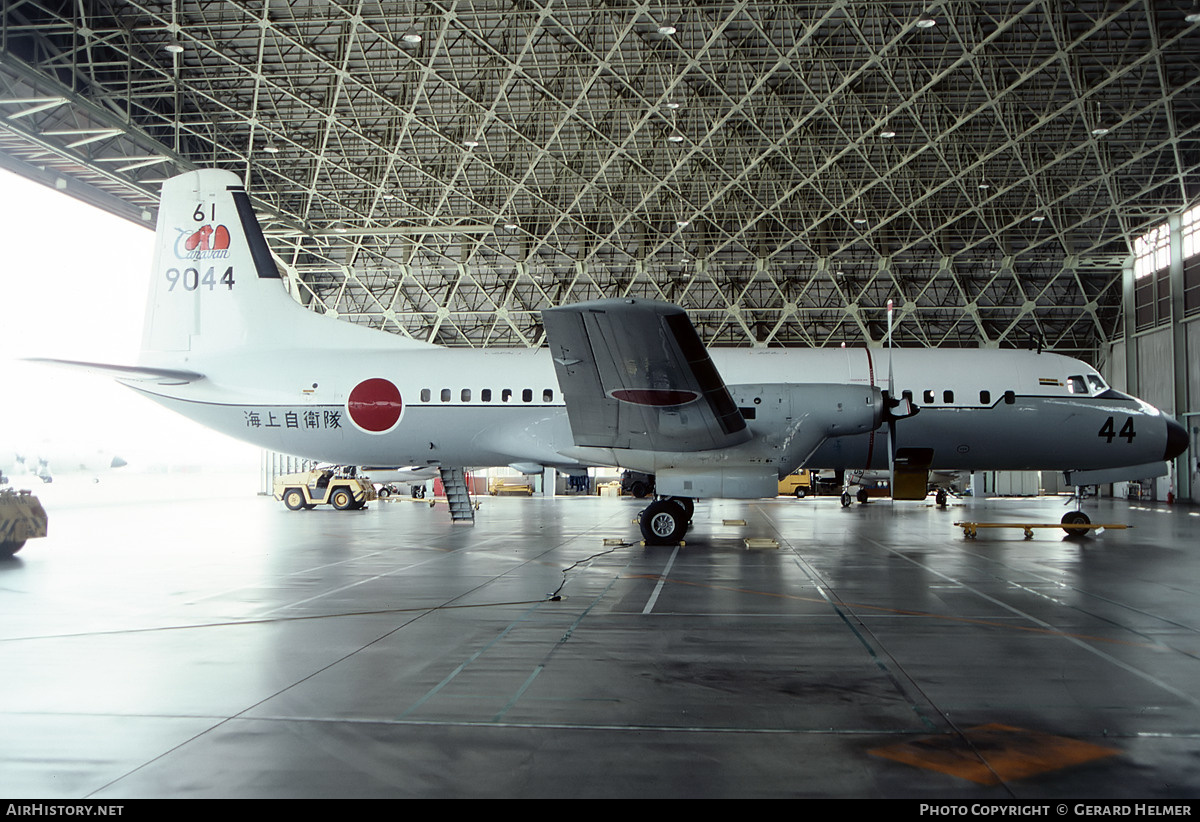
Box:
125;343;1168;478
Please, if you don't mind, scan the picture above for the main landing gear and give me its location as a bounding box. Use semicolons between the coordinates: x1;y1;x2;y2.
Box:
638;496;695;545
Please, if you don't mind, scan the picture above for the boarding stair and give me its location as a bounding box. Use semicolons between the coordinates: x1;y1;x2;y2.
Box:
439;467;476;523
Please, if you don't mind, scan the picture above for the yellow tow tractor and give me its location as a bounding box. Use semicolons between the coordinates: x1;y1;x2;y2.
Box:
273;467;377;511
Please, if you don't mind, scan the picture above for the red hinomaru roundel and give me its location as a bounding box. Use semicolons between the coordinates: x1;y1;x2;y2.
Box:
347;378;404;433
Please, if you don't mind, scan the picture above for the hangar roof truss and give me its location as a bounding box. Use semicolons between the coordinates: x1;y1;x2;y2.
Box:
2;1;1198;356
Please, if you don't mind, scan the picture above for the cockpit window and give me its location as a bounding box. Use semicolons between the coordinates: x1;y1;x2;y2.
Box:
1066;375;1087;394
1087;374;1107;393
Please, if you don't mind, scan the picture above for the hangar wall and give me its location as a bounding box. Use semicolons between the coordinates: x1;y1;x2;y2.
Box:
1135;329;1174;414
1103;208;1199;503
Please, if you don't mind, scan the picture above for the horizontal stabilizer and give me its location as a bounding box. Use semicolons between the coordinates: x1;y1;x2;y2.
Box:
24;358;204;386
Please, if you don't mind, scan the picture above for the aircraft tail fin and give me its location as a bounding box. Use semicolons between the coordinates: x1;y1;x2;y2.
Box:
142;169;285;358
141;169;431;366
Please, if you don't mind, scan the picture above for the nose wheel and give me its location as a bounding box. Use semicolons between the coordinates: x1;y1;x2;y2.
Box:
1061;486;1092;533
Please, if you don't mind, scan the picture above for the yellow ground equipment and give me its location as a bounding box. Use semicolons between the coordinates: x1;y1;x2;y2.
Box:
1;487;48;557
778;469;813;497
955;521;1131;539
488;476;534;495
891;447;935;500
273;468;377;511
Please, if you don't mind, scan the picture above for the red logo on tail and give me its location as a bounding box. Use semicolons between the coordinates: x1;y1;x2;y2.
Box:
185;224;230;252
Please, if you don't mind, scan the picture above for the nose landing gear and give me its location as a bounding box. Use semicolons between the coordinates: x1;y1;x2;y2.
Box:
1062;486;1092;533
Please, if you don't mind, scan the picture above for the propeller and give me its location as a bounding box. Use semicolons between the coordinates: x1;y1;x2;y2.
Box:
886;299;894;398
882;299;916;422
886;299;898;480
882;299;926;500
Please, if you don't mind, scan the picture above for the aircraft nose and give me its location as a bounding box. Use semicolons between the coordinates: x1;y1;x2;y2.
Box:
1164;416;1188;461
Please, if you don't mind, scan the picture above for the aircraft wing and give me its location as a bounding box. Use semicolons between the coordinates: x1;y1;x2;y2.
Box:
541;298;750;452
23;358;203;386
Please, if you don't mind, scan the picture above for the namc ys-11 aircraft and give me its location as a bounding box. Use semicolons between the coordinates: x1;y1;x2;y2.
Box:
34;169;1188;543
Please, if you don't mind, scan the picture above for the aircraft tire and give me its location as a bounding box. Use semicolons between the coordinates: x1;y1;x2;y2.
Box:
935;489;948;507
840;492;852;508
377;487;391;499
283;488;307;511
331;488;356;510
1061;510;1090;533
856;488;869;504
669;497;695;521
640;500;687;545
1;540;25;558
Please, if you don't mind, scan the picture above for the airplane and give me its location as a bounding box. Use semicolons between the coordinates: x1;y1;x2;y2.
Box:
2;444;127;484
30;169;1188;543
360;465;439;497
833;468;965;507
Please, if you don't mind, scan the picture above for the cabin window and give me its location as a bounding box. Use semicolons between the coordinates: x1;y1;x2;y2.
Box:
943;390;954;404
420;388;431;402
481;388;492;402
1004;390;1015;404
502;388;512;402
979;390;990;404
440;388;451;402
522;388;533;403
543;389;554;403
461;389;471;402
923;389;934;404
1066;375;1087;394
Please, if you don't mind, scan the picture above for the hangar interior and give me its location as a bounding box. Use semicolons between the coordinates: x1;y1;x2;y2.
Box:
2;0;1199;800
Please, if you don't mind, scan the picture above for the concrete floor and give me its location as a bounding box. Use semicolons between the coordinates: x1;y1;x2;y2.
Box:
2;473;1198;799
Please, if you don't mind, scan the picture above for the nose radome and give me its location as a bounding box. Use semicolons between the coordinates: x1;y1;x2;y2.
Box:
1164;416;1188;461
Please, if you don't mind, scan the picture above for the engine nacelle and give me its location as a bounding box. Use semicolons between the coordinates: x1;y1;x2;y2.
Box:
656;467;778;499
727;382;885;472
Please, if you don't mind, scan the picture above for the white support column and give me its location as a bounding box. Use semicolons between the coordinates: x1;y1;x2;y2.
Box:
1122;260;1137;396
970;471;989;503
1168;214;1190;501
